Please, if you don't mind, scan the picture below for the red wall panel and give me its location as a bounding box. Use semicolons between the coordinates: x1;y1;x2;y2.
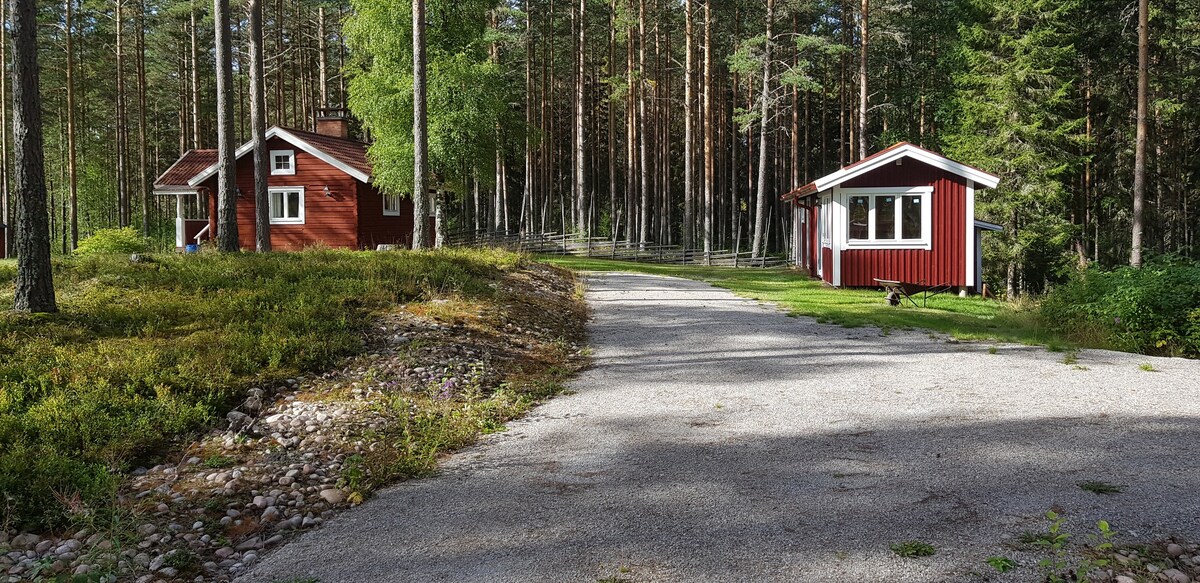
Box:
838;159;967;287
356;181;419;249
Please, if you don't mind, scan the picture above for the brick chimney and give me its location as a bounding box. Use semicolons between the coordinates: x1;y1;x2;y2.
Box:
315;116;349;139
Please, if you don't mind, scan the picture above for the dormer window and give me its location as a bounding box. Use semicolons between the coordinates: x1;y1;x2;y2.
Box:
270;150;295;175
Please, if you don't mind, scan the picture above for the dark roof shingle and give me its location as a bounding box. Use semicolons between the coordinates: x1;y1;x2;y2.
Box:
154;149;218;189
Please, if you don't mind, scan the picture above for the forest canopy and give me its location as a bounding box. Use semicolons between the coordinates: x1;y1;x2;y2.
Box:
3;0;1197;294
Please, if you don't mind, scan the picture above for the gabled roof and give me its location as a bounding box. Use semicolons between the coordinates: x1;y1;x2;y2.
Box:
154;149;218;191
781;142;1000;201
162;127;372;190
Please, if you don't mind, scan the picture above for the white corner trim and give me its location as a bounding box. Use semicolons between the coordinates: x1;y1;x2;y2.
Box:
812;144;1000;193
965;180;976;289
831;187;843;287
188;127;371;186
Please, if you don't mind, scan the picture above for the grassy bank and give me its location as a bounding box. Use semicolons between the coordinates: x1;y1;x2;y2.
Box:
0;248;542;531
541;255;1060;346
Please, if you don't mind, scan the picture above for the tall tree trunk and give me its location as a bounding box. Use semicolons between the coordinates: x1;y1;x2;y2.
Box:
1131;0;1148;267
682;0;694;250
214;0;239;251
0;0;8;258
858;0;868;159
250;0;270;252
524;1;534;235
65;0;79;248
411;0;429;249
751;0;774;258
191;1;202;148
318;6;328;108
116;0;129;227
137;0;149;234
574;0;587;233
625;0;635;242
637;0;649;246
607;0;616;239
702;0;713;261
10;0;56;312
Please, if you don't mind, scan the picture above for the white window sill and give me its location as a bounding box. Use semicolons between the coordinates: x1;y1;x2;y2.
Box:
846;240;931;250
383;210;401;217
269;218;305;225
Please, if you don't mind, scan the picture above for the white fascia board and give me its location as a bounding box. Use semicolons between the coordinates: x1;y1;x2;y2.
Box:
811;145;1000;192
187;127;371;186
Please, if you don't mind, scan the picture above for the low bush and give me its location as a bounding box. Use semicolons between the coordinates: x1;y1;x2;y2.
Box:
0;248;524;530
74;227;151;257
1040;257;1200;357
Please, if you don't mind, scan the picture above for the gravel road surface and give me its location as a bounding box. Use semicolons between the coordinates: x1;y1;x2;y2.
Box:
242;272;1200;583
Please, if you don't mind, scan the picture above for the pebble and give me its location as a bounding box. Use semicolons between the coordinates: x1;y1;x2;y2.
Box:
1169;544;1186;557
319;489;345;504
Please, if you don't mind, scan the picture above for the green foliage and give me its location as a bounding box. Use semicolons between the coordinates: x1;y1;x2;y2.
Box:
74;227;151;257
986;556;1017;572
890;540;937;557
345;0;518;199
0;248;524;531
1040;257;1200;357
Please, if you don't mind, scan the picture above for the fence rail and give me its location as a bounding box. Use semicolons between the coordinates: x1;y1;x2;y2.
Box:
445;230;790;269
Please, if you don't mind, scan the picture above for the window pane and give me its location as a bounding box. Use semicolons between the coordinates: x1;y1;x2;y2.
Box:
270;192;284;218
848;196;869;239
902;195;922;239
875;196;896;240
287;192;300;218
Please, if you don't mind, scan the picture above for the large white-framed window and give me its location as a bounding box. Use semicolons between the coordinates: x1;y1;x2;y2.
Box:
382;192;402;216
268;187;305;224
270;150;296;175
842;186;932;249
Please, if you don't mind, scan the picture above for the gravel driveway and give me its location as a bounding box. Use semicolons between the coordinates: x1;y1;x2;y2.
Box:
242;272;1200;583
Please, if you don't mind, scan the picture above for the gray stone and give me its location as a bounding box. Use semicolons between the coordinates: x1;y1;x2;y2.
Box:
319;489;345;505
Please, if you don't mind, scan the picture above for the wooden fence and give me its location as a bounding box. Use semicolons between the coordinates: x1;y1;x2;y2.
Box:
445;230;790;269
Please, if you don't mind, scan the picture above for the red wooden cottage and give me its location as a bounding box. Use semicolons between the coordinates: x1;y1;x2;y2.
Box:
153;117;427;251
783;142;1002;292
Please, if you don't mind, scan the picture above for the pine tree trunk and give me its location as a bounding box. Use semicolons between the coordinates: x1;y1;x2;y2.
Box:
191;1;202;148
702;0;713;261
682;0;693;250
65;0;79;248
573;0;586;233
11;0;56;312
524;1;534;235
137;0;149;234
607;0;616;240
214;0;239;251
751;0;774;258
858;0;868;160
411;0;429;249
116;0;129;227
318;6;328;108
250;0;270;252
1130;0;1148;267
637;0;649;246
0;0;8;259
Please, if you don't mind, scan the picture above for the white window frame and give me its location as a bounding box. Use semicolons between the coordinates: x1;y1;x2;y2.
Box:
382;192;402;216
841;186;933;250
270;150;296;176
268;187;305;225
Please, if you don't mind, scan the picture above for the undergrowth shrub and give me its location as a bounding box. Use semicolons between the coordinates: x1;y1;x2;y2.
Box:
74;227;150;257
1040;257;1200;357
0;248;524;530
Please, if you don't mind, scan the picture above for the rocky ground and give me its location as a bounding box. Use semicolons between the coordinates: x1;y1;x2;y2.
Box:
1;261;587;583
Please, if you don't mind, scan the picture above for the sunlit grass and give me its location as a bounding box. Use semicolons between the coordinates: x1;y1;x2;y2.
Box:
540;255;1060;346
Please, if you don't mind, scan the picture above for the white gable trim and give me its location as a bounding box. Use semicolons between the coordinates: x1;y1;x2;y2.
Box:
812;144;1000;193
187;127;370;186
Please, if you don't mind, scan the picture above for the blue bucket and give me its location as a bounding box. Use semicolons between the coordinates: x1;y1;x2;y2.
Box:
185;244;200;254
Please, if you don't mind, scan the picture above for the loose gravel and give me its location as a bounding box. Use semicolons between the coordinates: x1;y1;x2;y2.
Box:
241;272;1200;583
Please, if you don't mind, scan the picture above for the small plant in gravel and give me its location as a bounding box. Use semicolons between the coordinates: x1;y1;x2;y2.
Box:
203;455;236;468
1061;350;1079;365
986;556;1016;572
988;345;998;354
1030;510;1119;583
891;540;937;557
1139;362;1157;372
1078;480;1123;494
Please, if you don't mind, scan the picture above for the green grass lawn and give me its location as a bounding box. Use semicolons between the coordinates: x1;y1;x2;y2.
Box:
541;255;1063;347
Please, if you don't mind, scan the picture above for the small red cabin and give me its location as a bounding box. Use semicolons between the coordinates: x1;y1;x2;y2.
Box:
783;142;1002;292
153;118;429;251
